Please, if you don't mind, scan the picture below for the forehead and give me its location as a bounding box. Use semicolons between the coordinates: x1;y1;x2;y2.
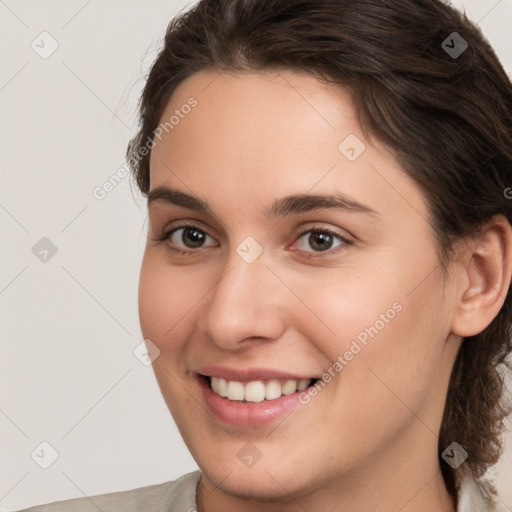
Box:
149;68;359;177
148;69;429;226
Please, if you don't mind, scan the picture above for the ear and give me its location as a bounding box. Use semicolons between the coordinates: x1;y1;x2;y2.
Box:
451;214;512;338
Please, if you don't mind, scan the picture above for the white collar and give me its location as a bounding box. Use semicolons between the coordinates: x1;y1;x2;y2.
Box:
456;471;495;511
167;470;495;511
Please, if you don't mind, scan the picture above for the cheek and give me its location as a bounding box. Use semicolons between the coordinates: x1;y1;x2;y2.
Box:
137;253;205;417
138;252;202;353
289;255;448;410
281;263;409;359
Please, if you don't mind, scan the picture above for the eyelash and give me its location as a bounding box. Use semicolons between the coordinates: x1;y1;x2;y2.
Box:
150;224;353;258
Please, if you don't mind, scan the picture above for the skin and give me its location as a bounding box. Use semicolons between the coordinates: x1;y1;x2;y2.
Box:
138;69;512;511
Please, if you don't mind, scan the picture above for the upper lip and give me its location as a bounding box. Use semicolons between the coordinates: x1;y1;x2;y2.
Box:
195;366;318;383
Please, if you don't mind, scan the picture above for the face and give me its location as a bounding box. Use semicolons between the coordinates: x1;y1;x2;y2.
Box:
139;69;461;501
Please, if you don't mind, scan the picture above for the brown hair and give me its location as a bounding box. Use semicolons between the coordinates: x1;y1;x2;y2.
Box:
127;0;512;501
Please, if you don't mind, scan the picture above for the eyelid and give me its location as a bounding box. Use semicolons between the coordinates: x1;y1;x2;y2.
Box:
172;226;217;246
150;220;218;246
292;222;353;243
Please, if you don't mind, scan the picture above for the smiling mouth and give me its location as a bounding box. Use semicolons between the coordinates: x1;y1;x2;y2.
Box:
201;375;320;403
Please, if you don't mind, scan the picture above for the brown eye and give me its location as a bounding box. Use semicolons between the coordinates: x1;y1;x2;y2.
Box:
161;226;217;251
308;232;334;251
180;227;207;248
294;229;348;253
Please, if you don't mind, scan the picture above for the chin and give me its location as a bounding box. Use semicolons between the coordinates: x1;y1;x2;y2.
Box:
192;441;336;503
202;463;317;501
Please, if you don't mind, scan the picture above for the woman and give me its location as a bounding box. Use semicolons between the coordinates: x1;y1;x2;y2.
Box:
23;0;512;510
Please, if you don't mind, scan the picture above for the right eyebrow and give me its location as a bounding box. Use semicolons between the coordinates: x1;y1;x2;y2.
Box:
147;186;211;214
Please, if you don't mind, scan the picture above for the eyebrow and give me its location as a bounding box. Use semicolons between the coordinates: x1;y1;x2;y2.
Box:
147;185;379;219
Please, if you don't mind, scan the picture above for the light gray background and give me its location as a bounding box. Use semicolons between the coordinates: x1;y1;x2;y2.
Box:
1;0;511;510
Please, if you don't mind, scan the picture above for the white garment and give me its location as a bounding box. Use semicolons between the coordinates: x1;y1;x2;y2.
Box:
456;471;496;512
20;469;496;511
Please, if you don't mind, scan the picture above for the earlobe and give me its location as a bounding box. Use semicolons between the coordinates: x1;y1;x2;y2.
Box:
451;214;512;338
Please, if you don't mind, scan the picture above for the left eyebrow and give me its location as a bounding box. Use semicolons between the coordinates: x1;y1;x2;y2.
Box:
264;193;380;219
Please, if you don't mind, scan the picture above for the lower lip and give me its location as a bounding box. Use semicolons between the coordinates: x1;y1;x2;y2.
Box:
198;376;307;428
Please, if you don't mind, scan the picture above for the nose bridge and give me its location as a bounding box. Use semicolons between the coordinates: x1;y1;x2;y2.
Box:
198;249;287;348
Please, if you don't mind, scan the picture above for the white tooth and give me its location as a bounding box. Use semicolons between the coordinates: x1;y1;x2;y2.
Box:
218;378;228;397
282;379;298;395
227;381;245;400
265;379;282;400
211;377;219;393
244;381;266;402
297;379;309;391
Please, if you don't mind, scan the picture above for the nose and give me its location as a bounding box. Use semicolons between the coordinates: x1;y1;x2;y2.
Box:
197;252;288;350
